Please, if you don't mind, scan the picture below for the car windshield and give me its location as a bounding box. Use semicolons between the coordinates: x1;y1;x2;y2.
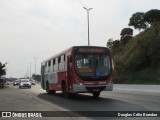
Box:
21;80;30;82
75;54;111;77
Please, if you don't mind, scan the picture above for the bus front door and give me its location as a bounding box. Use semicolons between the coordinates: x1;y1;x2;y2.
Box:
41;66;45;89
67;56;73;92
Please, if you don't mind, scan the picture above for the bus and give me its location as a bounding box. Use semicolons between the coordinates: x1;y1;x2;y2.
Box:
41;46;113;98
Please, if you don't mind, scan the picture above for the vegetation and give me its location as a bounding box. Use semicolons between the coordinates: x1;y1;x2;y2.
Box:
32;74;41;82
107;9;160;84
128;12;147;31
144;9;160;24
0;62;7;77
0;62;7;88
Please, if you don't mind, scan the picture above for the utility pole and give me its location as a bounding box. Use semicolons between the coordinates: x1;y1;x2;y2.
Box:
34;57;38;75
29;63;32;80
83;7;93;46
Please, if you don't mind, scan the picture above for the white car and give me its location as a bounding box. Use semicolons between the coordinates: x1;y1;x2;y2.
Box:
13;80;20;86
19;79;31;89
5;81;10;85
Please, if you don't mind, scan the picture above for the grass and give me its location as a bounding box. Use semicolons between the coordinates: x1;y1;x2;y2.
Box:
113;68;160;85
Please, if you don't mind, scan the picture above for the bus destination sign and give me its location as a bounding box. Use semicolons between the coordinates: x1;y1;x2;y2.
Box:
78;48;106;53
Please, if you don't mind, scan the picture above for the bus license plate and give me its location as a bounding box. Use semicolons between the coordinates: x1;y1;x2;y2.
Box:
93;89;99;92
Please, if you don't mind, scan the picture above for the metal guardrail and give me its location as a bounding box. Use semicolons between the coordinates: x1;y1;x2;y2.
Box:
114;84;160;93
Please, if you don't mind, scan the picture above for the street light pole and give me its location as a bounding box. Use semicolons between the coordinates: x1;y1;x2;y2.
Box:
34;57;38;75
83;7;92;46
29;63;32;80
26;67;29;78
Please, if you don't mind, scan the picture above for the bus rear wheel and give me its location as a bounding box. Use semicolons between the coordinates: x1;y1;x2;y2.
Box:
46;82;55;95
92;92;100;98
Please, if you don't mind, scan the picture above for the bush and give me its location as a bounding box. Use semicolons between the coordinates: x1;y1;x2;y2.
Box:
113;22;160;84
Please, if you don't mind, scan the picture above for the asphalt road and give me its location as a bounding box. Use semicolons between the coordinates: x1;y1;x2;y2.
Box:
0;84;160;120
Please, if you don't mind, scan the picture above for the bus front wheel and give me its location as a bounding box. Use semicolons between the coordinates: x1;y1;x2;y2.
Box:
62;82;70;98
92;92;100;98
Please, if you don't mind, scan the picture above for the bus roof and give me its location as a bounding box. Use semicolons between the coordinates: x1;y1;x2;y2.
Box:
42;46;109;63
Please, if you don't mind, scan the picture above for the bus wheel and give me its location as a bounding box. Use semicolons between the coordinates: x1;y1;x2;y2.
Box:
62;82;69;98
46;82;52;95
92;92;100;98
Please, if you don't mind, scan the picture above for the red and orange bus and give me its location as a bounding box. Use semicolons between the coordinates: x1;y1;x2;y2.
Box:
41;46;113;98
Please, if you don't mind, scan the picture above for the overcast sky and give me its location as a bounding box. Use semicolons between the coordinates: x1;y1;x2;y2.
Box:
0;0;160;78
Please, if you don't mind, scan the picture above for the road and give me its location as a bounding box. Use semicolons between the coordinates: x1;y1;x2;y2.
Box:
0;84;160;120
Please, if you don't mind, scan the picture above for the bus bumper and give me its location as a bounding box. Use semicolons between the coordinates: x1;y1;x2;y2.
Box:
72;81;113;93
104;81;113;91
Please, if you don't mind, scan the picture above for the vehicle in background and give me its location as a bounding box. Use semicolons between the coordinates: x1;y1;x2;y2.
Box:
19;79;31;89
31;80;36;85
5;81;10;85
13;80;20;86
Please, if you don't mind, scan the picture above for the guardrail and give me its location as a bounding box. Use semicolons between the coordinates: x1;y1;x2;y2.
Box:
114;84;160;93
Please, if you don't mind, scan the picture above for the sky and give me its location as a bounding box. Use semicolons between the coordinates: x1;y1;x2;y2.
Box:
0;0;160;78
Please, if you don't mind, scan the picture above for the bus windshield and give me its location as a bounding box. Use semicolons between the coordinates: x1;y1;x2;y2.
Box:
75;54;111;77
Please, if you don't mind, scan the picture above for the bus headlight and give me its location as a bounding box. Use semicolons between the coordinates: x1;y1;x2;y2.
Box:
75;78;82;85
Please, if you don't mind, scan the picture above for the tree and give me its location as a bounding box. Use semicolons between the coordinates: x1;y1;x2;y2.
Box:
111;39;122;54
120;28;133;45
120;28;133;37
112;40;121;48
106;39;121;51
128;12;148;31
106;38;113;50
0;62;7;77
144;9;160;25
32;74;41;82
106;39;122;55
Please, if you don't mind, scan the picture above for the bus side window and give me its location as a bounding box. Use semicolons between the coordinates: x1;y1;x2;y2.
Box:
53;59;55;71
48;61;51;72
58;56;61;63
45;62;47;73
54;58;58;71
68;55;72;70
61;55;65;62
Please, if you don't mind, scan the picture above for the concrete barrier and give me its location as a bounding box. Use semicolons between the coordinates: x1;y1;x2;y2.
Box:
0;83;4;88
113;84;160;93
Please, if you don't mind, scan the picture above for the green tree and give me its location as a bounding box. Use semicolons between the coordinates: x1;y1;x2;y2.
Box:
0;62;7;77
120;28;133;45
112;40;121;47
112;40;122;54
106;38;113;50
128;12;148;31
106;39;122;55
120;28;133;37
144;9;160;25
32;74;41;82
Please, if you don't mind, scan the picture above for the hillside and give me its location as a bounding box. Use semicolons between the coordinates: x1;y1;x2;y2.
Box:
113;22;160;84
